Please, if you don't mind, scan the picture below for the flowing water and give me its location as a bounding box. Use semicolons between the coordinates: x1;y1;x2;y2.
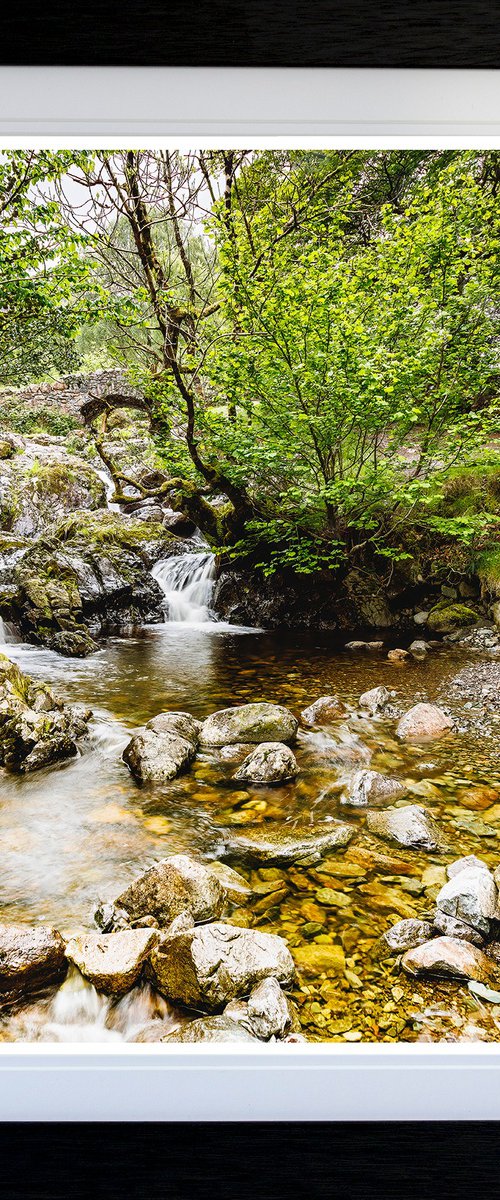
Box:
1;556;500;1043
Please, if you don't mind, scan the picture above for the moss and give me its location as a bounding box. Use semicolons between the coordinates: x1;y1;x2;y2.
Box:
427;603;479;634
477;547;500;596
0;440;15;460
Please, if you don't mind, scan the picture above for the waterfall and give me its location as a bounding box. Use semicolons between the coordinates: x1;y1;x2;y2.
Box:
151;550;216;623
95;467;121;512
0;618;5;644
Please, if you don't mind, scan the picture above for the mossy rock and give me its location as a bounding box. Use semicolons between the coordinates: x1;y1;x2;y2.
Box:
0;440;15;459
427;603;479;634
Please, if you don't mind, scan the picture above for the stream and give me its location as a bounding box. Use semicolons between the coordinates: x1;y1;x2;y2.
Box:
1;547;500;1043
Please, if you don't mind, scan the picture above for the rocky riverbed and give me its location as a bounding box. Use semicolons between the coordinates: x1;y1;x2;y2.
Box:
1;617;500;1044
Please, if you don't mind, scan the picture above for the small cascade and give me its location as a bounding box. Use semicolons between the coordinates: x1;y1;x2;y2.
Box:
0;617;5;644
95;467;121;512
152;550;216;623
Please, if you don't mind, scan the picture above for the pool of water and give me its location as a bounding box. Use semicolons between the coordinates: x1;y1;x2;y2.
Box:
1;621;500;1043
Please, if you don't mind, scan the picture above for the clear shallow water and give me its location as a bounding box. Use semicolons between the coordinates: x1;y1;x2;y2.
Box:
1;620;500;1043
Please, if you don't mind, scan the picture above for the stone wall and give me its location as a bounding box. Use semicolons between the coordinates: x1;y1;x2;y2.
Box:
0;369;143;421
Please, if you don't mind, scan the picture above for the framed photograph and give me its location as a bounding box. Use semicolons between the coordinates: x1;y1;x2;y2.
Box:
0;59;499;1126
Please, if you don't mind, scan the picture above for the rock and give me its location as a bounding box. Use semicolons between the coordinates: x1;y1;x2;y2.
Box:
115;855;226;926
413;611;429;625
145;711;201;745
65;929;158;995
232;742;299;785
387;648;409;662
0;435;105;538
409;640;429;659
432;911;484;946
427;604;479;634
343;769;406;807
219;820;354;865
447;855;489;879
123;728;195;783
0;655;91;773
358;685;390;715
164;1015;259;1043
292;942;345;976
458;788;499;812
378;918;434;956
396;703;453;743
366;804;444;852
246;977;291;1039
301;696;346;725
435;864;497;936
94;901;130;933
3;509;181;656
492;601;500;629
345;641;367;651
148;923;294;1011
402;936;493;983
0;924;67;997
200;702;298;747
207;861;252;904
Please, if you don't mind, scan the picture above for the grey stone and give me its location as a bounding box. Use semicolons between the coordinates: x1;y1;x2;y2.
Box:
233;742;299;784
413;611;429;625
301;696;346;725
145;711;201;745
0;924;67;997
207;862;252;904
402;936;493;983
148;922;295;1011
246;977;291;1039
396;703;453;743
447;855;489;879
432;911;485;946
123;728;195;782
219;820;354;865
343;768;406;807
65;928;158;995
358;686;390;715
379;918;434;956
409;640;429;659
164;1015;259;1043
366;804;444;852
200;703;298;747
435;865;497;936
116;855;226;927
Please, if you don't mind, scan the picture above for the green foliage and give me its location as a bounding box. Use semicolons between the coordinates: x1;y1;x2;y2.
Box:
0;402;80;438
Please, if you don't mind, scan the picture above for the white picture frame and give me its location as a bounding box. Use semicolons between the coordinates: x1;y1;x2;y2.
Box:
0;65;499;1121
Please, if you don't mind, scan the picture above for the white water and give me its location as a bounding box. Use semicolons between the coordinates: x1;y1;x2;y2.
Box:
152;550;216;624
0;617;4;643
95;467;121;512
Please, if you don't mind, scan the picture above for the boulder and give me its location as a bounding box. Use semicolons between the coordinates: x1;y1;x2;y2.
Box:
396;703;453;743
387;648;409;662
148;922;295;1011
232;742;299;785
447;855;488;878
432;911;484;946
358;686;390;716
145;711;201;745
402;936;493;983
435;864;497;937
123;728;195;783
427;604;479;634
343;769;406;807
301;696;346;725
219;820;354;865
199;703;298;747
164;1015;259;1043
115;855;226;927
409;640;429;659
0;655;91;773
207;862;252;905
65;929;158;995
366;804;444;852
225;977;291;1040
0;924;67;997
378;918;434;957
246;977;291;1039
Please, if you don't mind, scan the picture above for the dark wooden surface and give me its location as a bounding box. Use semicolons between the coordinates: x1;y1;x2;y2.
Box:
2;0;500;65
0;1122;498;1199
